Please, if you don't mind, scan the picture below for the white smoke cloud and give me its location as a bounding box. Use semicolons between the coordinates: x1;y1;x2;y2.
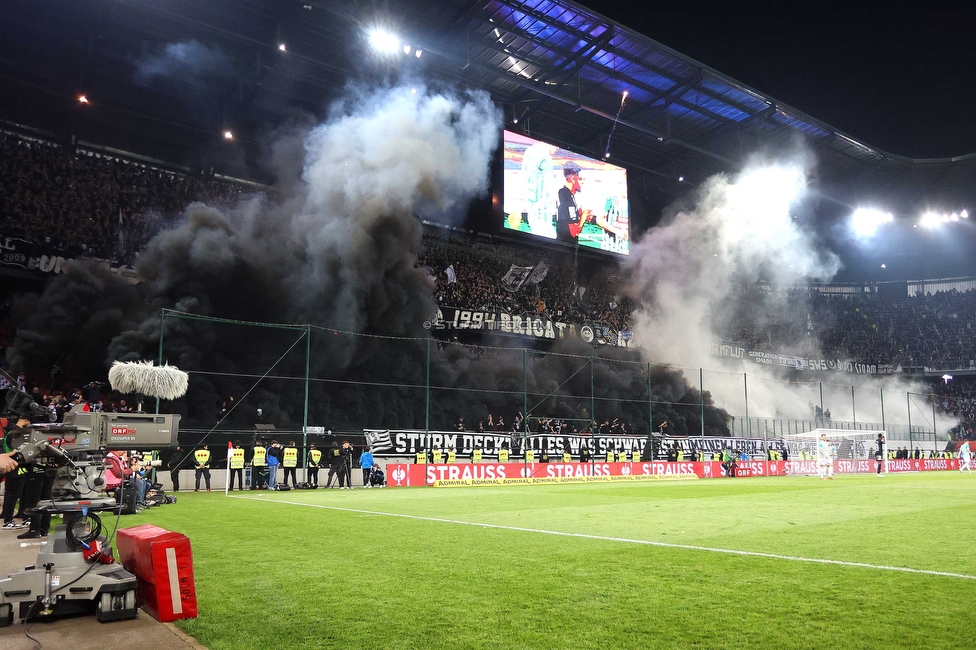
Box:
628;157;840;368
626;155;953;442
302;85;499;220
291;85;501;331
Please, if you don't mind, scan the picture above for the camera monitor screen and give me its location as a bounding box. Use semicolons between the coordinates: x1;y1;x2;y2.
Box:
502;131;630;255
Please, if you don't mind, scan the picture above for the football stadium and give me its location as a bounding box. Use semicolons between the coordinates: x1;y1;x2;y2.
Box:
0;1;974;649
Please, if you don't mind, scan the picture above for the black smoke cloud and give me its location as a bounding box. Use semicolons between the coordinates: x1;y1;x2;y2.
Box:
6;83;723;435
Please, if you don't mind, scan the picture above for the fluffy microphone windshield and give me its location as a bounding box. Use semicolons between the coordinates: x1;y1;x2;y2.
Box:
108;360;189;400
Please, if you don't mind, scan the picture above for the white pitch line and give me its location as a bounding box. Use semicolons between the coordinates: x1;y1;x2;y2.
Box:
229;495;976;581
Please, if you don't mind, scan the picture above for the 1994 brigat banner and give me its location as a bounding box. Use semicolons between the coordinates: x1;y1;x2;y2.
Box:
425;306;632;347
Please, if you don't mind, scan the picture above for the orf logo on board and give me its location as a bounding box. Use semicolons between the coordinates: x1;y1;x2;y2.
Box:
392;468;406;485
621;464;631;475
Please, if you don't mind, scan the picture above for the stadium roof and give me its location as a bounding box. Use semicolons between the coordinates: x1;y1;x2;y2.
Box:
2;0;974;235
429;0;975;211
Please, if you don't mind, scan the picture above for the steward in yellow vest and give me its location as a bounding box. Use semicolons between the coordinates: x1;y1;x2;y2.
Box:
606;450;615;463
499;447;510;463
562;451;571;463
282;442;299;488
432;449;443;464
194;446;211;492
472;448;483;463
251;442;268;490
446;448;457;464
416;451;427;464
525;449;535;463
307;445;322;487
229;443;245;491
631;450;641;463
283;446;298;467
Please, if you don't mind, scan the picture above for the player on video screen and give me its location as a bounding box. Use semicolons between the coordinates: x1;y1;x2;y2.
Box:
556;161;592;243
593;195;628;250
521;141;558;239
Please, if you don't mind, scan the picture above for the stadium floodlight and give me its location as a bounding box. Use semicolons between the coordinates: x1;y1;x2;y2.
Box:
730;164;806;234
403;44;411;54
278;43;287;52
919;209;969;228
415;49;422;58
850;207;893;239
367;28;400;54
678;176;684;182
919;211;941;228
881;263;887;269
78;94;89;104
223;130;234;140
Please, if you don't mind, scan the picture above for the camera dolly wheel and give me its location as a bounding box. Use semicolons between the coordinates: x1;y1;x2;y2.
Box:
95;589;137;623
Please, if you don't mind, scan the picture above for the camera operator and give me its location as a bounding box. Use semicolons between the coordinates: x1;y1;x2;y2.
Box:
0;451;16;475
326;442;344;488
2;419;27;530
16;451;57;538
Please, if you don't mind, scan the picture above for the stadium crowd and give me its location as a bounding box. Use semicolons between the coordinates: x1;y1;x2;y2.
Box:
421;237;634;331
0;130;256;265
718;287;976;369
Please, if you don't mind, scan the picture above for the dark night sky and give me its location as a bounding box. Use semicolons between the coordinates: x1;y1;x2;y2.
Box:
582;0;976;159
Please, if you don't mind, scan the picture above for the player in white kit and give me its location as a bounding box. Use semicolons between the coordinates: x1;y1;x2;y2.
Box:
816;433;834;480
959;442;972;473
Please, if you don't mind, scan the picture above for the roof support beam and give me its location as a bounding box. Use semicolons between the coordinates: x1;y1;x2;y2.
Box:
458;55;733;165
489;0;762;117
516;29;614;125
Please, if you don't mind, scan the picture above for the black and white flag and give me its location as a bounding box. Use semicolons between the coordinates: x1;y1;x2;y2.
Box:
364;429;394;452
445;265;456;284
501;265;534;292
526;261;548;285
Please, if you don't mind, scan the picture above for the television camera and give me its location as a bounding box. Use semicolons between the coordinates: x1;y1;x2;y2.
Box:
0;361;186;627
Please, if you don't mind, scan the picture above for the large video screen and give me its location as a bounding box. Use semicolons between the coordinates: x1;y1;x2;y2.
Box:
502;131;629;255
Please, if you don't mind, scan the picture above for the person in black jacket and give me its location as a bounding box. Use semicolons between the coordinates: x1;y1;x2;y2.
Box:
166;445;186;492
326;442;345;488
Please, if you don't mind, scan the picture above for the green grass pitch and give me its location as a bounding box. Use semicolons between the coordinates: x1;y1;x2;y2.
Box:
136;472;975;649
